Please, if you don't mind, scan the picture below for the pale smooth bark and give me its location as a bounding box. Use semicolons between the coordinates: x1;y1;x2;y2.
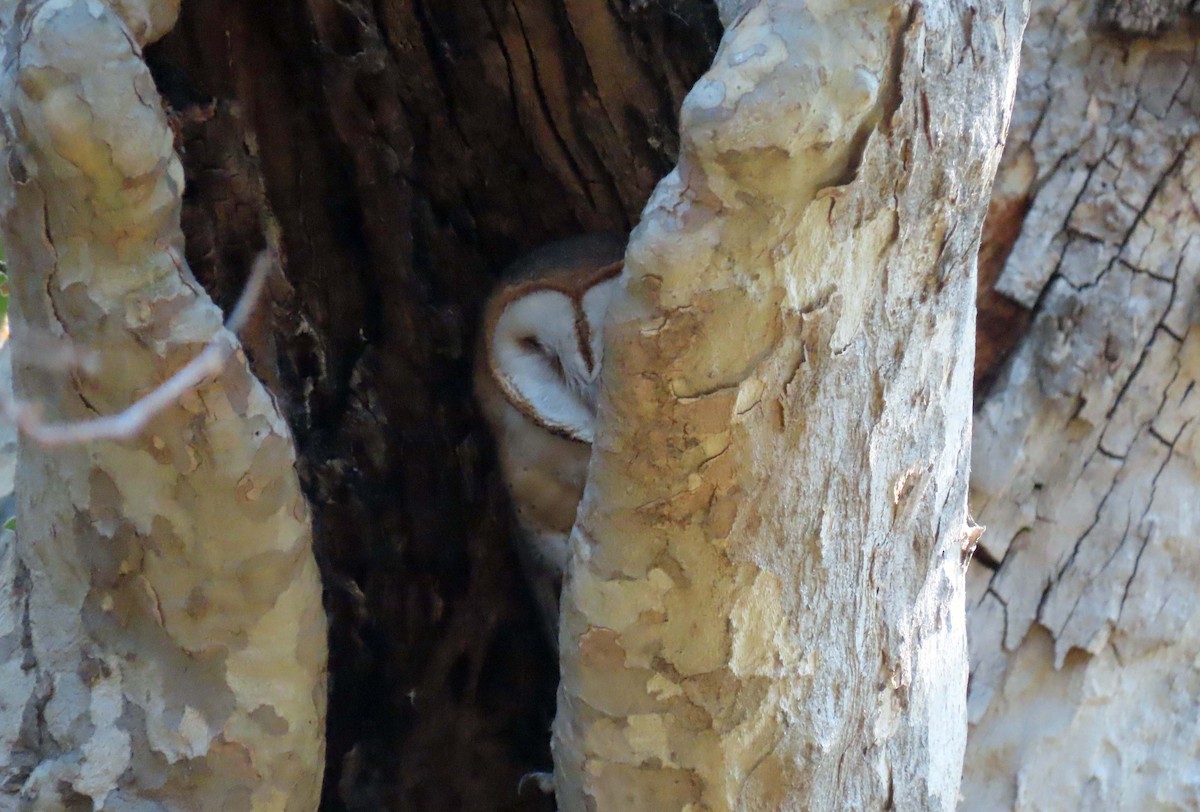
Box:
553;0;1025;809
964;0;1200;807
0;1;325;808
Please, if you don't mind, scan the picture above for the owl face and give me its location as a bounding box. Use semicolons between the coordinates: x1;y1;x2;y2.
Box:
474;234;626;639
481;246;623;444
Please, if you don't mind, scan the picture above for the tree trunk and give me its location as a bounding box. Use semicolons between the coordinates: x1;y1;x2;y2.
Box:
966;0;1200;805
0;0;1102;808
146;1;719;808
554;0;1025;809
0;1;326;808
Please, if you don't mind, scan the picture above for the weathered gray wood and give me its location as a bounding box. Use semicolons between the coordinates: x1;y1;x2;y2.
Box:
966;0;1200;805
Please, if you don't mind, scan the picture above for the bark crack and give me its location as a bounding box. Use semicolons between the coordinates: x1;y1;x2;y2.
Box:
479;2;527;137
507;0;598;208
410;0;461;131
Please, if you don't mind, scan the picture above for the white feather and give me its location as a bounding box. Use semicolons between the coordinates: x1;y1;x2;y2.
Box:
581;275;619;379
491;290;597;442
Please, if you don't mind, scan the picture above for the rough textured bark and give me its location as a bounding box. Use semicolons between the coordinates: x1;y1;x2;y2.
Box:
554;0;1025;809
966;0;1200;806
1096;0;1198;36
144;1;720;808
0;1;326;808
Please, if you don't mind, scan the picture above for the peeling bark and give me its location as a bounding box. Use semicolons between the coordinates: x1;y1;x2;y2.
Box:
966;0;1200;806
1097;0;1198;37
145;1;720;808
0;1;325;808
555;0;1026;809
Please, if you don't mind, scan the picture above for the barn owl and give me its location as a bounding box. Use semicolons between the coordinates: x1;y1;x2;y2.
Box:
474;234;625;640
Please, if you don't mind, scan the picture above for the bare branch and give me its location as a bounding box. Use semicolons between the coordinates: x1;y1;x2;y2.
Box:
3;253;272;447
4;330;100;376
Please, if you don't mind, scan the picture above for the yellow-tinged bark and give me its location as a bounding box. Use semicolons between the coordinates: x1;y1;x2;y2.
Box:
0;1;326;808
554;0;1027;809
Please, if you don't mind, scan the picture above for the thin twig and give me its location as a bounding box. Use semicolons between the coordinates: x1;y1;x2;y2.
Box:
4;330;100;375
2;253;273;448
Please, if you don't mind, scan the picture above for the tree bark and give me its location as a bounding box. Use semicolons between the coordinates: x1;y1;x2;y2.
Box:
966;0;1200;806
554;0;1025;809
146;1;720;808
0;1;326;808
